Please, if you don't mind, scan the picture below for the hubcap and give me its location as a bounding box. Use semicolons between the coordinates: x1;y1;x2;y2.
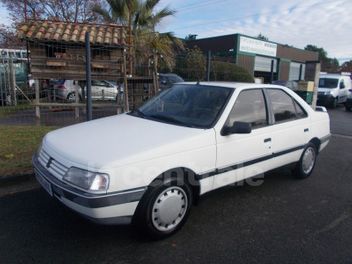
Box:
68;94;76;101
151;186;188;232
302;147;316;174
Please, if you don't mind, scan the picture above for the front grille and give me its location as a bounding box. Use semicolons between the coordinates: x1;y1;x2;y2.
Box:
38;148;68;179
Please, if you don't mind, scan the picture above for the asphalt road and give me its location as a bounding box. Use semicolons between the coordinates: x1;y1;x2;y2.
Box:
1;106;352;264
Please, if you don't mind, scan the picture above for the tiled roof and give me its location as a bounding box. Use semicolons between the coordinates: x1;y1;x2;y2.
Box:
18;20;128;47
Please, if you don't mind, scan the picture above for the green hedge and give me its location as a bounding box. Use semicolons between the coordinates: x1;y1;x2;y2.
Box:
211;61;254;83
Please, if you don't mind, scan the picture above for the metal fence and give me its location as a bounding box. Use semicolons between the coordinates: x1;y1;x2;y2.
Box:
0;50;258;128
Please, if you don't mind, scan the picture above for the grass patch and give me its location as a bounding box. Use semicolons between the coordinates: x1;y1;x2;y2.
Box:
0;104;33;118
0;125;57;177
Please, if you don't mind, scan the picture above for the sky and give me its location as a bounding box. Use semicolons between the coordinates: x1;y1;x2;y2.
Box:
0;0;350;63
156;0;352;64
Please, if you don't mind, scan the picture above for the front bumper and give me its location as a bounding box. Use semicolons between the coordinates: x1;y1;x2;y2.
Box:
32;154;146;225
317;94;335;106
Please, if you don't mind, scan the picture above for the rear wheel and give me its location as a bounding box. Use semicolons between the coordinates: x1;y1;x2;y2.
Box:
133;177;192;239
293;143;317;179
67;92;81;102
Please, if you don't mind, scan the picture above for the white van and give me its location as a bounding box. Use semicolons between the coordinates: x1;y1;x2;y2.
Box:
318;73;351;108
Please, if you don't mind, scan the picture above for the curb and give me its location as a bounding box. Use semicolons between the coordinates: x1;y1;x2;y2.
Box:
0;173;35;185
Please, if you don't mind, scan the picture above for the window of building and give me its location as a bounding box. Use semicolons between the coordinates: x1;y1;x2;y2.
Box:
226;89;268;129
92;49;110;60
46;46;66;58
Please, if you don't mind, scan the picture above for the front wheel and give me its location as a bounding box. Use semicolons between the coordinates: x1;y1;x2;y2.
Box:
293;143;318;179
133;177;193;239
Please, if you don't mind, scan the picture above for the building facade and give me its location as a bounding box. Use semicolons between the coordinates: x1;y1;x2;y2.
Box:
186;34;319;82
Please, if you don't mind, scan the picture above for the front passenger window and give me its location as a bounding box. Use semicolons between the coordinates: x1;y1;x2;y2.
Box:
267;89;297;123
226;89;268;129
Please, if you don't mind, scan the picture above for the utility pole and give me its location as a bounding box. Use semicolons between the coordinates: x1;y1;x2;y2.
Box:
207;50;211;81
85;32;92;121
270;60;275;83
0;66;4;107
8;55;17;106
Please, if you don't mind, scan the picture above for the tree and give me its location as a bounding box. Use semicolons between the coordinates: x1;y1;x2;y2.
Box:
174;46;206;81
257;33;268;41
341;60;352;72
305;45;328;60
185;34;197;41
304;44;339;72
93;0;182;72
0;0;101;23
211;61;254;83
0;24;24;48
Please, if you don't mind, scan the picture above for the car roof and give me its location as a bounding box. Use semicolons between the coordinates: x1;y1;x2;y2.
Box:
177;81;285;90
320;74;346;79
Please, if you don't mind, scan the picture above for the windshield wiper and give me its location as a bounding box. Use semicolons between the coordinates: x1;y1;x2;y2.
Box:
148;114;190;126
132;109;146;118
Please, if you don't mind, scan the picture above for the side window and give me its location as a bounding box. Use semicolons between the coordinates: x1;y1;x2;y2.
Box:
267;89;298;123
226;89;268;129
92;80;106;86
293;100;307;119
340;79;345;89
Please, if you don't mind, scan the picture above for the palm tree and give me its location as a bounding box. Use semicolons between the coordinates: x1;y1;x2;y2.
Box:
93;0;183;74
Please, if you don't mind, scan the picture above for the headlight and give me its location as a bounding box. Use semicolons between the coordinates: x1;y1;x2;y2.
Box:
63;167;109;193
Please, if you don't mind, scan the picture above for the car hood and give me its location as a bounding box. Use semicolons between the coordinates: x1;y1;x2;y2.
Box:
43;114;213;170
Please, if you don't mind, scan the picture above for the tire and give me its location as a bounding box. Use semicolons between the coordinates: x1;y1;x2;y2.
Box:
293;143;318;179
345;104;352;112
331;97;338;108
67;93;81;102
133;176;193;240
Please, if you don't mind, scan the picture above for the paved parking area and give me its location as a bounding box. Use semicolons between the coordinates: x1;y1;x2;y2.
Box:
0;106;351;263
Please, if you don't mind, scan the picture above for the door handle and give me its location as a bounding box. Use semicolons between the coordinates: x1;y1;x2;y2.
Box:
304;128;309;132
264;138;271;143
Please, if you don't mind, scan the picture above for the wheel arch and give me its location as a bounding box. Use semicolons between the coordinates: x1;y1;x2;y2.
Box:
147;167;201;204
309;137;321;151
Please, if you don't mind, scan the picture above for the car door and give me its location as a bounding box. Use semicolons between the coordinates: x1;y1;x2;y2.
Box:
103;81;117;100
265;88;310;169
338;78;348;103
213;89;273;190
90;80;100;99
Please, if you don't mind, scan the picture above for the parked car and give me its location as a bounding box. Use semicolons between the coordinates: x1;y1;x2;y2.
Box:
317;73;351;108
84;80;119;101
50;79;82;102
159;73;184;90
345;88;352;111
33;82;330;239
272;80;298;90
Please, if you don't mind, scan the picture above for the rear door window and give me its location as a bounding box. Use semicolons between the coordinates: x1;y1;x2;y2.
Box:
267;89;306;123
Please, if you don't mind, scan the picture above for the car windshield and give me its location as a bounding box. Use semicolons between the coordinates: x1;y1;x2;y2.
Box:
130;84;233;128
319;78;338;89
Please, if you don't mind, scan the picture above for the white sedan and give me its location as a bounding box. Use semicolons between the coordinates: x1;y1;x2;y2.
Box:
33;82;330;239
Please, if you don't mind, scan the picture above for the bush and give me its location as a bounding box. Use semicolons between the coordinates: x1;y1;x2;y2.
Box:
174;46;206;81
211;61;254;83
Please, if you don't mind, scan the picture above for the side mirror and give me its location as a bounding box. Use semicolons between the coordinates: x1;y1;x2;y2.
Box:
340;82;345;89
221;121;252;136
